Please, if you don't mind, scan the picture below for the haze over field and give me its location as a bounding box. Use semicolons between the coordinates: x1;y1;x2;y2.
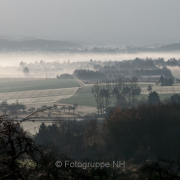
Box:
0;0;180;69
1;52;180;67
2;1;180;179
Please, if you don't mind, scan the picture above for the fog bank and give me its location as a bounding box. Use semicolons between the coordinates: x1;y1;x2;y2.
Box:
1;52;180;67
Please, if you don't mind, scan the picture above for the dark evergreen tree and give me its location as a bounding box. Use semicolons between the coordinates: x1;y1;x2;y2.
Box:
148;91;160;105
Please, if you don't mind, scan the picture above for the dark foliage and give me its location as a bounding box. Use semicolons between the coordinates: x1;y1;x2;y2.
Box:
74;69;107;80
56;73;74;79
157;76;174;86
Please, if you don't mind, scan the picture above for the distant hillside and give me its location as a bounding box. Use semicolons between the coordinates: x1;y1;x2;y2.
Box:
157;43;180;51
124;43;180;53
0;39;82;51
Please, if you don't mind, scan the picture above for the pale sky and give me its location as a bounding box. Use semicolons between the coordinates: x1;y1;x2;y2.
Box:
0;0;180;45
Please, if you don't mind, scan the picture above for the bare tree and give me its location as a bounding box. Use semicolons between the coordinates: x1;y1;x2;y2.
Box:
92;82;103;114
123;85;131;106
67;106;74;113
112;79;125;107
28;107;36;113
72;103;78;113
147;84;152;93
101;80;112;109
61;105;66;112
0;119;41;179
130;77;140;107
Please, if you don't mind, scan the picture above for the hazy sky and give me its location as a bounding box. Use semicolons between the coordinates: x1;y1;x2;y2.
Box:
1;0;180;45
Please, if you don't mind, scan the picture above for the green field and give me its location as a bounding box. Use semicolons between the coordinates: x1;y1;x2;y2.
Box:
60;86;96;107
60;85;180;107
138;83;155;88
0;78;178;108
0;79;80;93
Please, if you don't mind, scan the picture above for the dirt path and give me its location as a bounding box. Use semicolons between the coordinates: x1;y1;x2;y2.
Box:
74;76;85;87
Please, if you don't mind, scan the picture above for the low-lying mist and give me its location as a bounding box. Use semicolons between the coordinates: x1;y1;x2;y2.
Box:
167;66;180;79
0;51;180;66
0;51;180;79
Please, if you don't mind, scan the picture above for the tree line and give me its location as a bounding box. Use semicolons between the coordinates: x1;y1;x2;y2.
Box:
35;96;180;179
73;69;107;81
0;100;26;114
157;76;174;86
0;101;79;116
91;77;141;113
100;66;174;80
1;95;180;179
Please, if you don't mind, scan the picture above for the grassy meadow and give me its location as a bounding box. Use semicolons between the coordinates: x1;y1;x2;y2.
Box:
60;83;180;107
60;86;96;107
0;79;80;93
0;78;179;109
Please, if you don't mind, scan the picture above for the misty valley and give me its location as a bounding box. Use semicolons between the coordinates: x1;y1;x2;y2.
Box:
1;47;180;179
1;1;180;178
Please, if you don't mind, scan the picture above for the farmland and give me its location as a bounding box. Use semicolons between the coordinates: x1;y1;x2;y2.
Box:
60;86;96;107
0;78;180;115
60;83;180;107
0;78;81;109
0;79;80;93
0;87;79;108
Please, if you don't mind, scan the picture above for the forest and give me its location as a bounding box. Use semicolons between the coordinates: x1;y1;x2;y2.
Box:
1;94;180;179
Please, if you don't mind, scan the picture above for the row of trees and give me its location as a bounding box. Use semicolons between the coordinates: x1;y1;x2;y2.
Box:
0;101;52;114
134;67;174;79
0;100;26;114
122;58;157;70
59;104;78;113
100;58;157;70
56;73;74;79
39;104;78;113
157;76;174;86
74;69;107;80
91;77;141;113
154;57;180;67
0;101;79;117
100;66;174;82
101;57;180;69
